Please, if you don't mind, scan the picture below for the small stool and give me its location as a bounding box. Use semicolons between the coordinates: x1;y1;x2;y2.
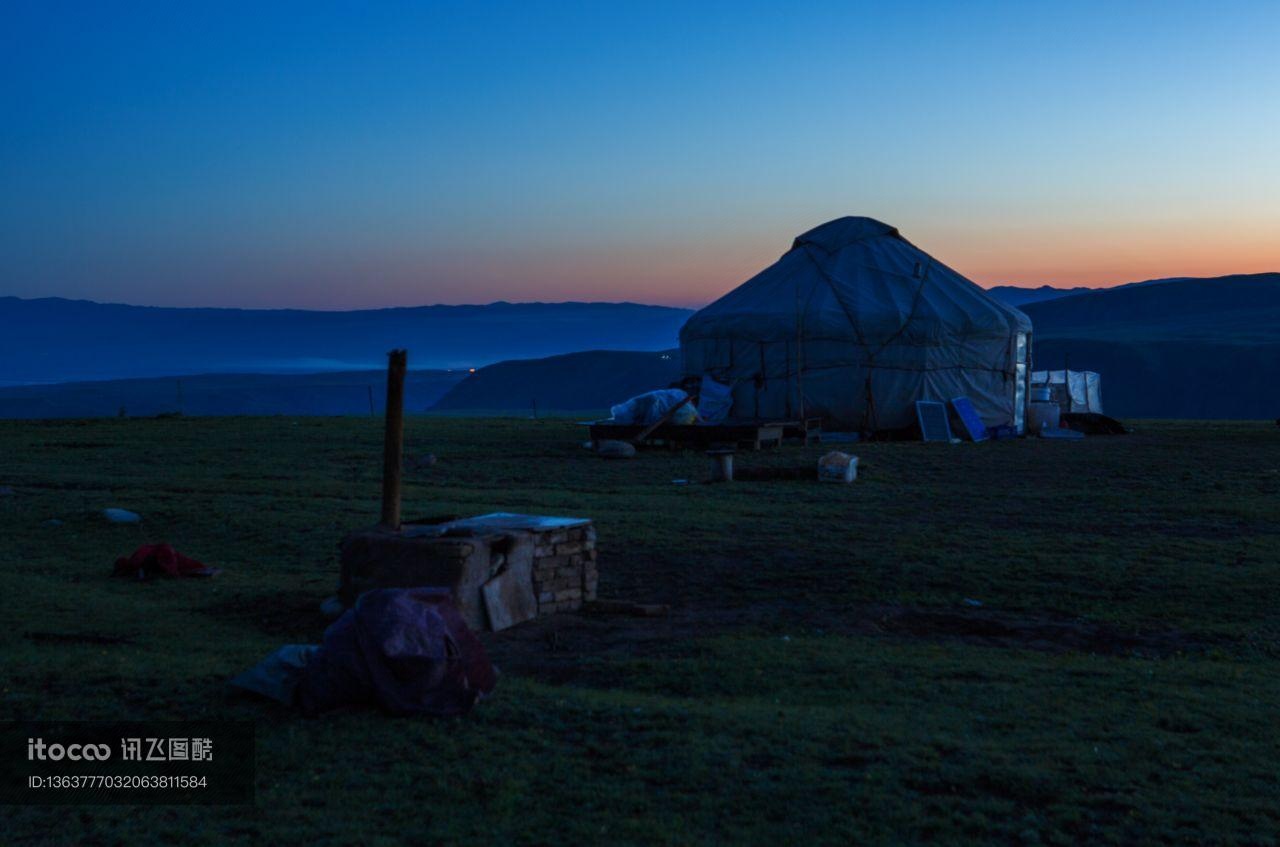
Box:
705;448;736;482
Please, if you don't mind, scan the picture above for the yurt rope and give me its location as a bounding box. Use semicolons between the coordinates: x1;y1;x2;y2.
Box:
800;245;931;433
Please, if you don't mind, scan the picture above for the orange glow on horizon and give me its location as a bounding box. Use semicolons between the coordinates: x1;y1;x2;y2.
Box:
412;225;1280;308
938;222;1280;290
66;221;1278;310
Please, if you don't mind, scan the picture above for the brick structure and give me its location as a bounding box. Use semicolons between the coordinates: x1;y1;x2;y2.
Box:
531;523;599;614
339;513;597;631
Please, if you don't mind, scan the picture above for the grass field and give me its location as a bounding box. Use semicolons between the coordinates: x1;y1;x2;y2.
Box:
3;416;1279;845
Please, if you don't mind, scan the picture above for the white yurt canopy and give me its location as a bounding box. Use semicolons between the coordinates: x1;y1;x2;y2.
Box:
680;217;1033;432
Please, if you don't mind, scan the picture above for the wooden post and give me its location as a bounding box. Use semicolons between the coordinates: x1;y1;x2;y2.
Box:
380;349;407;529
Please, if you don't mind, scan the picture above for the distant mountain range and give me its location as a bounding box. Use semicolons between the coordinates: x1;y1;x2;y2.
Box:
0;297;693;384
984;276;1193;307
432;273;1280;419
984;285;1099;306
4;274;1278;420
0;370;467;420
1023;273;1280;342
1025;272;1280;419
431;349;681;414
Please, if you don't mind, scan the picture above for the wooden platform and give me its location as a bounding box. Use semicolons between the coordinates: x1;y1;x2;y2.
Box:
585;418;820;450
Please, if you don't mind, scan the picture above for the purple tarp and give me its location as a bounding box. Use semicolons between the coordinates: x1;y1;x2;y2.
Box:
299;588;497;716
232;588;497;717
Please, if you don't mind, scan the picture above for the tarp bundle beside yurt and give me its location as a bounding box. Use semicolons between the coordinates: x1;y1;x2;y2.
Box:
679;217;1033;433
1032;369;1103;414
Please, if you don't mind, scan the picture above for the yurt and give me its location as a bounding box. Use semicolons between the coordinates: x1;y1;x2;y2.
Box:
679;217;1033;433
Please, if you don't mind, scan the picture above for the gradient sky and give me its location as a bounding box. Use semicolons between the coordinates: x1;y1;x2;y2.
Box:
3;1;1278;309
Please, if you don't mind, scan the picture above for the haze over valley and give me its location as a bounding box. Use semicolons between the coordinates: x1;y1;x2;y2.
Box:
4;273;1277;420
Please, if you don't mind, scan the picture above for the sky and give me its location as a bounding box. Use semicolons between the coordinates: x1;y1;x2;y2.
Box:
2;1;1278;310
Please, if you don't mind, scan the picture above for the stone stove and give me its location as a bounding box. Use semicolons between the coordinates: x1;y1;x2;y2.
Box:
339;513;598;632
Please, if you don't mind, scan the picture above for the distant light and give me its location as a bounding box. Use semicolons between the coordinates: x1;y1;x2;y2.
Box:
469;368;476;373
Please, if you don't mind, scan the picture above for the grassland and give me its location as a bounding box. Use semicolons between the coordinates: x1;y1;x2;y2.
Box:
2;416;1279;845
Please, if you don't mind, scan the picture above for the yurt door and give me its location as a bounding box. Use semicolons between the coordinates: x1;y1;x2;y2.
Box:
1013;332;1029;433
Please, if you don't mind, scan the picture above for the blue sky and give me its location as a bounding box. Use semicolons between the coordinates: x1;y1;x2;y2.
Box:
2;1;1277;308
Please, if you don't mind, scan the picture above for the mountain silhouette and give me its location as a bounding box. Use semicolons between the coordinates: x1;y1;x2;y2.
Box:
1025;273;1280;418
985;285;1095;307
0;370;466;419
431;350;681;414
0;297;692;384
5;275;1278;420
986;276;1193;308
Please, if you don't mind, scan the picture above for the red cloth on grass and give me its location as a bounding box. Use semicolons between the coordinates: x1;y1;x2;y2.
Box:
113;544;216;579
